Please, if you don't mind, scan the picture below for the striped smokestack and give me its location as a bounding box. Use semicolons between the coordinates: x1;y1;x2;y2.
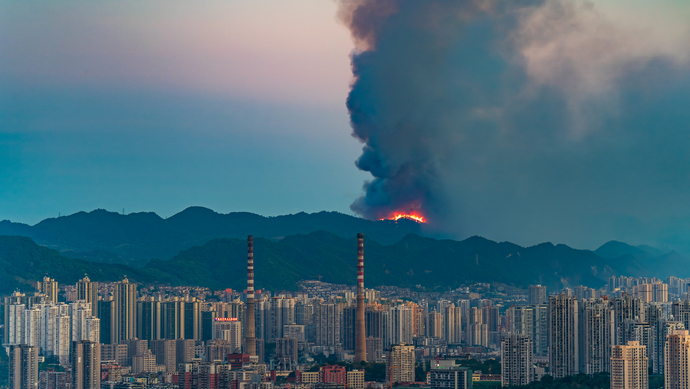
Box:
354;233;367;363
245;235;257;358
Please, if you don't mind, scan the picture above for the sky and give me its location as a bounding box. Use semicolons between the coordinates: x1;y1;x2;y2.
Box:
3;0;690;252
0;0;367;224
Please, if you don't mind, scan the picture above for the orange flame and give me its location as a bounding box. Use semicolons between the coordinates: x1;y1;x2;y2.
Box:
380;213;427;223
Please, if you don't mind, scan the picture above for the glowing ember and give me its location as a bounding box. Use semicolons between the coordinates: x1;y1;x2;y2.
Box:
380;213;427;223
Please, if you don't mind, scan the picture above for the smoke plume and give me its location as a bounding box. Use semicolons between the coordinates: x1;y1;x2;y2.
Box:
340;0;690;250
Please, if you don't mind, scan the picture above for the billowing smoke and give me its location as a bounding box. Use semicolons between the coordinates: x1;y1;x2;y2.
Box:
340;0;690;250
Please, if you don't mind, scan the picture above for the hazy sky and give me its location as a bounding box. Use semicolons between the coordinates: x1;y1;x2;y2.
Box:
0;0;367;224
3;0;690;252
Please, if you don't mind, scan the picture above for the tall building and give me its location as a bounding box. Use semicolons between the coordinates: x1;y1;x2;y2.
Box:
665;329;690;389
37;276;58;305
184;299;201;340
113;278;137;344
579;299;615;374
151;339;177;373
161;299;185;340
549;293;578;379
386;344;415;384
8;345;39;389
388;304;414;345
427;311;443;339
132;351;157;374
506;306;533;337
71;341;101;389
337;306;356;348
315;301;341;346
212;317;242;353
276;337;298;369
5;301;26;346
245;236;257;359
355;233;367;363
614;295;645;345
444;305;462;344
533;304;549;357
137;298;161;341
76;276;99;318
501;334;534;387
611;341;647;389
98;299;114;344
482;305;500;346
654;320;685;375
529;285;547;305
176;339;196;365
673;300;690;331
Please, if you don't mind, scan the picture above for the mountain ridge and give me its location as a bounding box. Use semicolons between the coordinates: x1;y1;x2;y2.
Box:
0;231;682;294
0;207;424;265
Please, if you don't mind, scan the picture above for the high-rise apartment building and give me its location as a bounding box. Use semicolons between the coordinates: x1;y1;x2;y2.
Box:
8;345;39;389
212;317;242;353
137;298;161;341
388;305;414;345
161;299;185;340
611;341;647;389
532;304;549;357
132;351;157;374
276;337;298;368
506;306;533;337
579;300;615;374
673;301;690;331
342;306;357;351
98;299;114;344
113;278;137;344
427;311;442;339
529;285;547;305
76;276;99;318
184;299;201;340
654;320;685;375
151;339;178;373
71;341;101;389
444;305;462;344
315;301;341;346
665;329;690;389
386;344;415;384
614;295;645;345
36;277;58;305
549;293;579;379
501;334;534;387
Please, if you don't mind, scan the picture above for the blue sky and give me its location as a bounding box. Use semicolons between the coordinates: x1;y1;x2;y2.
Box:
3;0;690;252
0;0;367;224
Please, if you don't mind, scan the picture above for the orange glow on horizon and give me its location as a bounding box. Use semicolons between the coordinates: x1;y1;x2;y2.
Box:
380;213;427;223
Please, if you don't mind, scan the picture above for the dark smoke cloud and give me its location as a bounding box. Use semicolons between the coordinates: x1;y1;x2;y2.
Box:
340;0;690;251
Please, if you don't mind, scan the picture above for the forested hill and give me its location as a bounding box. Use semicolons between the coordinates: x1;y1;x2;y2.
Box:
0;207;423;265
0;231;668;294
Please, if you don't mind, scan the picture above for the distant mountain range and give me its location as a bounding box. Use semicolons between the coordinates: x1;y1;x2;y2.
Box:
0;207;423;265
0;215;687;295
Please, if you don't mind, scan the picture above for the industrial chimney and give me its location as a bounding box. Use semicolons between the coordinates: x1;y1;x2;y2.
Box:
245;235;257;359
354;233;367;363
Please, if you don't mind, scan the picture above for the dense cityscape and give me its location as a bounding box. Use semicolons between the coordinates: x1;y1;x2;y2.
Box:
2;235;688;389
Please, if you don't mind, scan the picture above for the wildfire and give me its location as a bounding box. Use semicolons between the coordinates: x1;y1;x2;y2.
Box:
380;213;427;223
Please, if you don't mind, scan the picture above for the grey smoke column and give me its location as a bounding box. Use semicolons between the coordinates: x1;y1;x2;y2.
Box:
354;233;366;363
338;0;690;252
245;235;256;358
